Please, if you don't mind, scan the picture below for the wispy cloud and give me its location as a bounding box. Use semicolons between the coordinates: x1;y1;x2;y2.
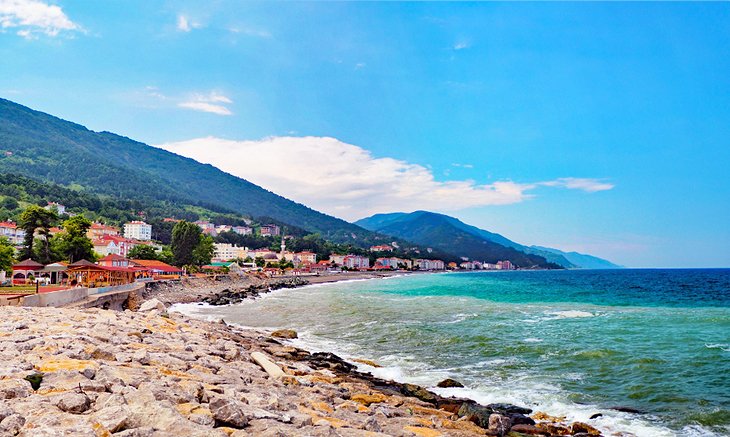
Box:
156;136;613;220
452;163;474;169
538;177;614;193
0;0;80;38
228;25;271;38
177;91;233;115
176;14;202;32
453;40;470;50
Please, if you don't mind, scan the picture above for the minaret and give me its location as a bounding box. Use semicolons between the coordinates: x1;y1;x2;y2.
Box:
279;229;286;260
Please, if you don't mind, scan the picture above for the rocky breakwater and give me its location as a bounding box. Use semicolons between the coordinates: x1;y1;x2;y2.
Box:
202;277;310;306
0;303;604;437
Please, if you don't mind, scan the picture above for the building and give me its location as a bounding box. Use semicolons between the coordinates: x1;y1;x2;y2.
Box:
343;255;370;270
376;257;412;269
93;235;142;258
497;260;514;270
45;202;66;215
0;221;25;245
232;226;253;235
483;263;499;270
415;259;445;270
460;261;475;270
123;221;152;241
328;254;347;266
87;222;119;240
369;245;394;253
215;225;233;234
296;251;317;265
213;243;250;261
259;224;280;237
98;254;131;268
194;221;215;231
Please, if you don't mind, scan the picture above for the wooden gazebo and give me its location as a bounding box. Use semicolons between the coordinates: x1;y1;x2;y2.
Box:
11;259;44;285
66;259;139;288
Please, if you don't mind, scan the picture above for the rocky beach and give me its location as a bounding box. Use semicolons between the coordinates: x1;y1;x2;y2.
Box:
0;274;605;437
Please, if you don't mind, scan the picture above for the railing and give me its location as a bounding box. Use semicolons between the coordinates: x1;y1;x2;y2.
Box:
89;282;141;295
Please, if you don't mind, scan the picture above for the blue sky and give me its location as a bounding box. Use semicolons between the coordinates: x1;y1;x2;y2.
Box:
1;1;729;267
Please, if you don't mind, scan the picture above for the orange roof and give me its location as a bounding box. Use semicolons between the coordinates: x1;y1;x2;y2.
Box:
0;221;17;228
99;254;126;261
130;259;183;273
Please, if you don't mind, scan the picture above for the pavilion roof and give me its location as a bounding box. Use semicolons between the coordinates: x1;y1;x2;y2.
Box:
13;259;44;270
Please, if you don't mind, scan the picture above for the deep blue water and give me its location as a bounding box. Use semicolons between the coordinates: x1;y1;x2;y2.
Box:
176;269;730;436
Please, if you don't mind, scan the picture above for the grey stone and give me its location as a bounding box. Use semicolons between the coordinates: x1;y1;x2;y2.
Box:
0;413;25;435
55;392;92;414
209;396;249;428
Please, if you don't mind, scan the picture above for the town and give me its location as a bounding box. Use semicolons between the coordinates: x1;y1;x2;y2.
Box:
0;201;517;297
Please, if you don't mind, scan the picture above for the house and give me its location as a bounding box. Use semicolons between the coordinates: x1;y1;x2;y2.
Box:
343;255;370;270
98;254;130;268
45;202;66;215
194;221;215;231
483;263;499;270
215;225;233;234
0;221;25;245
232;226;252;235
87;222;119;240
460;261;475;270
123;221;152;241
369;245;394;253
259;224;280;237
93;235;142;258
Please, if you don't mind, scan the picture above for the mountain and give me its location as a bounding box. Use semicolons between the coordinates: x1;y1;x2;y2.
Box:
530;246;622;269
0;98;389;246
356;211;562;268
356;211;620;269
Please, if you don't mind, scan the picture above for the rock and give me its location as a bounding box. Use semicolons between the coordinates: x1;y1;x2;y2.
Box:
55;392;92;414
0;404;13;422
487;403;532;415
352;358;381;368
363;416;382;432
535;422;572;435
489;413;512;436
251;351;285;379
532;411;566;422
458;402;492;428
138;298;165;312
0;379;31;399
436;378;464;388
271;329;298;339
509;424;550;435
609;406;646;414
571;422;602;436
0;414;25;435
92;405;130;432
508;413;535;426
209;396;250;428
400;383;438;405
351;393;388;406
307;352;355;373
589;413;603;420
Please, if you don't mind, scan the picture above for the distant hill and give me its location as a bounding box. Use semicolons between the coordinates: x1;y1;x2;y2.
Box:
529;246;622;269
356;211;562;269
0;98;391;246
356;211;620;269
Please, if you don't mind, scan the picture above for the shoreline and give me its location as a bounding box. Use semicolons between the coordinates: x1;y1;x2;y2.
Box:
0;273;606;436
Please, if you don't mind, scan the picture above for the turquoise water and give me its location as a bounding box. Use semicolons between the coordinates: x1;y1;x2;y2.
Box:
174;269;730;436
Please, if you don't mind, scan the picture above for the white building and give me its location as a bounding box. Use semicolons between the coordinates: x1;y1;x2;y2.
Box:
232;226;253;236
214;243;250;261
0;221;25;245
415;259;445;270
123;221;152;241
45;202;66;215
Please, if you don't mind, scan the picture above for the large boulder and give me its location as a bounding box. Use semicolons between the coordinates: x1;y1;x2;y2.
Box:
209;396;250;428
55;392;92;414
271;329;298;339
436;378;464;388
138;299;165;312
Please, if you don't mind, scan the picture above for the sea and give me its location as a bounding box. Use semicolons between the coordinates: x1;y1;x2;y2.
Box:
172;269;730;436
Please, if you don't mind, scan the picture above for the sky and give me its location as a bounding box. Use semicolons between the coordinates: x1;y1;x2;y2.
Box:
1;1;729;268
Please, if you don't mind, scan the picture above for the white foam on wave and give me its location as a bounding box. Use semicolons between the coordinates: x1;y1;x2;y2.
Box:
523;337;543;343
548;310;596;319
705;343;730;352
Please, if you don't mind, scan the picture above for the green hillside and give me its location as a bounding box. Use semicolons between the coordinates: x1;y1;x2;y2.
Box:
0;98;389;246
357;211;561;268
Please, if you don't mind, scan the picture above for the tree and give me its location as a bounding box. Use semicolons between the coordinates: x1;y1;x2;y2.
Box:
192;235;214;266
0;197;18;210
171;221;202;266
128;245;159;260
50;216;95;263
18;205;57;262
0;237;15;274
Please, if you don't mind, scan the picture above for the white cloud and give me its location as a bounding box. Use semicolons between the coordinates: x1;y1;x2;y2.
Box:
228;26;271;38
177;91;233;115
155;136;613;221
176;14;202;32
538;177;614;193
453;40;469;50
0;0;79;38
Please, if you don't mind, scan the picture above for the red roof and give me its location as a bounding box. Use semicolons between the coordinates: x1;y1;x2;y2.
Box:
130;259;183;273
99;254;126;261
13;259;44;270
0;221;17;229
